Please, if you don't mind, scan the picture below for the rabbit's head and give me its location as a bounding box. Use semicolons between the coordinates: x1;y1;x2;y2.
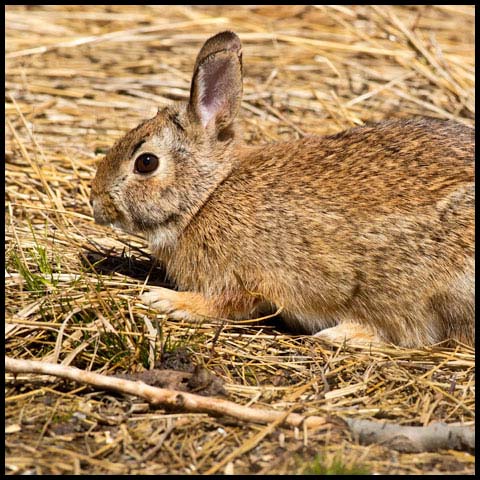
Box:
90;31;243;248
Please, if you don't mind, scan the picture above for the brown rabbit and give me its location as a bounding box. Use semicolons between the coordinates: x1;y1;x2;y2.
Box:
90;31;474;348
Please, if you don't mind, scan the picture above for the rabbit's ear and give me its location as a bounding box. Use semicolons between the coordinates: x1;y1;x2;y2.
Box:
188;31;243;134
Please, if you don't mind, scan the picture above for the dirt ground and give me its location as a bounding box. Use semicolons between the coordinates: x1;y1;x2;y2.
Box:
5;5;475;475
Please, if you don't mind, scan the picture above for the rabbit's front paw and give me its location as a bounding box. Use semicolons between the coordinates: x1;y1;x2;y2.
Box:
140;287;220;321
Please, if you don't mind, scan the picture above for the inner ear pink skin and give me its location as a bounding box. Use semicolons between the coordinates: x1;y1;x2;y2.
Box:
197;56;232;128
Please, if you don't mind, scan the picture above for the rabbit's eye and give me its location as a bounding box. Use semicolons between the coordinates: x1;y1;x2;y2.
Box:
135;153;159;174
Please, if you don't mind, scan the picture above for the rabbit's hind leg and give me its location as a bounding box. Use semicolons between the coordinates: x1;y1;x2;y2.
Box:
430;262;475;347
313;321;384;346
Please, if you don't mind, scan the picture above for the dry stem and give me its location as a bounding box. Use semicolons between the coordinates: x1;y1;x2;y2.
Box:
5;356;330;430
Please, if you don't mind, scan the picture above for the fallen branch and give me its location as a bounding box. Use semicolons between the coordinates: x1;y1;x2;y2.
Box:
5;356;474;453
5;356;329;430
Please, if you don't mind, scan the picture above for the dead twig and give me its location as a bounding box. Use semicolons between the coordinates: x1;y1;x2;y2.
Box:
5;356;330;430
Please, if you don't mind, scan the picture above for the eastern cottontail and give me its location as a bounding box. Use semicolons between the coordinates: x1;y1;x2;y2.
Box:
91;31;474;347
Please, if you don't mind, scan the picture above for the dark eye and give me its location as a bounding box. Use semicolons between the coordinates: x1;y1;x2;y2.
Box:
135;153;159;174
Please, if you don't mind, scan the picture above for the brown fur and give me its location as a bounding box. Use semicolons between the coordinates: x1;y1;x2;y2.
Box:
91;31;474;347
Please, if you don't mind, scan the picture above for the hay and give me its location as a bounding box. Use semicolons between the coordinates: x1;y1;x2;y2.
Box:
5;5;475;475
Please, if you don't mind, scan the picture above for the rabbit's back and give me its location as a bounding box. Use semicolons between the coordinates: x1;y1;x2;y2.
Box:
239;118;473;210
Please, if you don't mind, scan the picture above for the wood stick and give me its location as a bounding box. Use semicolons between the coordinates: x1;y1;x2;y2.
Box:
5;356;329;430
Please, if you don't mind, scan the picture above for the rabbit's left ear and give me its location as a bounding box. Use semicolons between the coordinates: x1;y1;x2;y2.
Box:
188;31;243;134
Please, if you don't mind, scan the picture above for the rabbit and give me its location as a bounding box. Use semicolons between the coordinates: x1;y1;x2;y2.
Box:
90;31;474;348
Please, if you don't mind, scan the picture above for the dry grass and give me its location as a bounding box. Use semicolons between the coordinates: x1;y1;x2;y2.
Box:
5;5;475;475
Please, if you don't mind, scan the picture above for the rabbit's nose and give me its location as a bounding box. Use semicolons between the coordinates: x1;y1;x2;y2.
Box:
90;196;100;221
89;183;100;209
89;192;100;219
91;198;109;226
